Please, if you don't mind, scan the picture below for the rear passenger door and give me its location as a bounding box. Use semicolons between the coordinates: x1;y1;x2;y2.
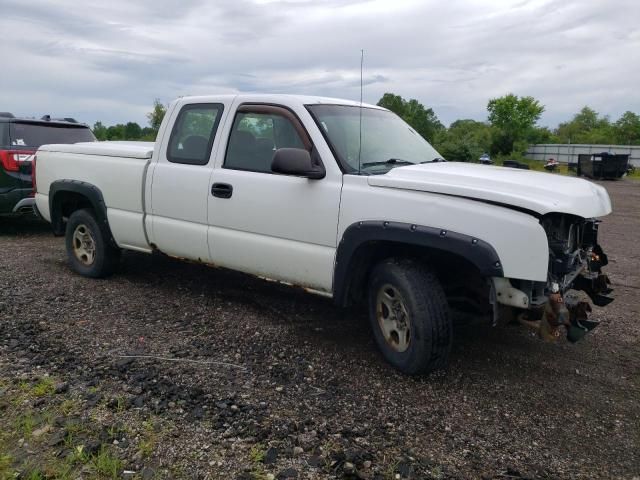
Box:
148;101;229;261
206;103;342;292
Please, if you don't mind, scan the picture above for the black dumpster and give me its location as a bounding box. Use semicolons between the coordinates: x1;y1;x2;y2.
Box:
577;152;629;179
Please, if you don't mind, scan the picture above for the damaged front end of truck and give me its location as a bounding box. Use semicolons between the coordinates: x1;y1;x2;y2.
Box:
493;213;613;343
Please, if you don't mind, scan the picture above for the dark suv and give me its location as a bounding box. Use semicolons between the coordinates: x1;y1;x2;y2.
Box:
0;113;95;216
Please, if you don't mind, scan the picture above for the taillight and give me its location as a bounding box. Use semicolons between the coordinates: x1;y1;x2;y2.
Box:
0;149;36;172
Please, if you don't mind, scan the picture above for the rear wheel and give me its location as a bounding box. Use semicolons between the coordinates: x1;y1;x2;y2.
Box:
368;259;452;375
65;209;120;278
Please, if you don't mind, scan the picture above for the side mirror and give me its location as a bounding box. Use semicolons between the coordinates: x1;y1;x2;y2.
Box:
271;148;325;179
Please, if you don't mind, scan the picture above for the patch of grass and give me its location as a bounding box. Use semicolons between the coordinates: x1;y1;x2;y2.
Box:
428;466;444;479
91;447;122;479
24;468;44;480
0;453;14;480
627;167;640;179
59;399;78;416
41;460;72;480
247;444;271;480
249;443;266;463
114;396;127;413
68;444;89;465
383;459;401;480
31;378;55;398
138;421;157;459
15;412;37;437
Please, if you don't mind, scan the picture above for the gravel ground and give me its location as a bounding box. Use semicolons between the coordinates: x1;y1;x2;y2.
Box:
1;180;639;480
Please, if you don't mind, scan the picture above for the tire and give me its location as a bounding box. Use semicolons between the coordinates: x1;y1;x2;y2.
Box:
368;258;452;375
65;208;120;278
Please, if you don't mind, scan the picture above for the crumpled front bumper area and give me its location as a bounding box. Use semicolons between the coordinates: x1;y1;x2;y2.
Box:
573;244;614;307
515;243;614;343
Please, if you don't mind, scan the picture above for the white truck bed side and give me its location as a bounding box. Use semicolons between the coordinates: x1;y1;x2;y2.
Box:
35;142;154;252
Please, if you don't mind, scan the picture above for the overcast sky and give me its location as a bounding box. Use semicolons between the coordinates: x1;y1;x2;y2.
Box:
1;0;638;128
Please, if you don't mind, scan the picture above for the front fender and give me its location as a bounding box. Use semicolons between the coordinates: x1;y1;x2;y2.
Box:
333;220;506;306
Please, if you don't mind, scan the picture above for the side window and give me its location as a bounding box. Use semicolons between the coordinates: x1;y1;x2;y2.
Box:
224;110;306;173
167;103;223;165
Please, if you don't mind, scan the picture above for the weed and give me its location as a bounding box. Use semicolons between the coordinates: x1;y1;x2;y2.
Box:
59;399;78;416
31;378;55;398
69;445;89;465
429;466;444;479
91;447;122;479
383;459;400;480
25;469;44;480
115;396;127;413
0;453;14;480
138;421;157;458
249;443;266;463
15;412;37;437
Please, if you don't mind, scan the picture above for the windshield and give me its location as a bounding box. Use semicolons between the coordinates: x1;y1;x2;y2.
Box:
306;104;442;174
9;123;96;148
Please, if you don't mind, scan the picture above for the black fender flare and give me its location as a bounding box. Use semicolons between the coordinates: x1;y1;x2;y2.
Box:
332;220;504;306
49;180;114;243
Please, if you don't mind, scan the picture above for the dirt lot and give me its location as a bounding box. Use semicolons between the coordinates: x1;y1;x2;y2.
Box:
1;180;639;480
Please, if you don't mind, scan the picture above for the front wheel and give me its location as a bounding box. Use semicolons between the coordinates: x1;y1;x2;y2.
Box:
368;259;452;375
65;209;120;278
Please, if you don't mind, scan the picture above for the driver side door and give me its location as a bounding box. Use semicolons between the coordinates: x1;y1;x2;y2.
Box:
207;103;342;291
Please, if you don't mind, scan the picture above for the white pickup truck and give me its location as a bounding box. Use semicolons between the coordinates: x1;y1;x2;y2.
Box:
34;94;614;374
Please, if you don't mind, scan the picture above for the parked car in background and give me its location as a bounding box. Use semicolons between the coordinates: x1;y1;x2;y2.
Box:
479;153;492;164
502;160;530;170
0;113;95;216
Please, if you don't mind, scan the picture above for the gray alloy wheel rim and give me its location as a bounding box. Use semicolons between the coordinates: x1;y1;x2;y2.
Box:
72;224;96;266
376;283;411;353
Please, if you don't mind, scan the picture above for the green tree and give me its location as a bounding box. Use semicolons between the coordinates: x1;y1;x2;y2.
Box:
106;124;125;140
377;93;405;117
93;121;107;141
487;94;545;154
433;119;492;162
613;111;640;144
555;107;612;144
377;93;443;142
124;122;143;140
147;98;167;133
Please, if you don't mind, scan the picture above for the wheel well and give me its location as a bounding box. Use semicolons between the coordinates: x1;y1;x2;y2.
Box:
337;241;491;315
51;191;94;235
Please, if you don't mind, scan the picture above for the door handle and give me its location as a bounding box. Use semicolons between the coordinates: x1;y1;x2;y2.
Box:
211;182;233;199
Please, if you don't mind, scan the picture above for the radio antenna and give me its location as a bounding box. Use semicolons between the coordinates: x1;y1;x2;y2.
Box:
358;49;364;175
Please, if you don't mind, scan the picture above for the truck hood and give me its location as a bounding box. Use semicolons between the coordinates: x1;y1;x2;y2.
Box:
367;162;612;218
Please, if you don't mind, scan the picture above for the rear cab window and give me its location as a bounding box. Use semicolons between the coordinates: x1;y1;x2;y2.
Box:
167;104;224;165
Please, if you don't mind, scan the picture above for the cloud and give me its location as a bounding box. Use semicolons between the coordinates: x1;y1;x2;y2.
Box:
0;0;637;127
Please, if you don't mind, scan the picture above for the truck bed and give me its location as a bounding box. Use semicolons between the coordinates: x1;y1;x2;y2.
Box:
38;141;154;159
35;141;154;252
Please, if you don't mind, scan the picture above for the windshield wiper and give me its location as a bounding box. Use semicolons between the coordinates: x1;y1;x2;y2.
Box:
361;158;414;168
